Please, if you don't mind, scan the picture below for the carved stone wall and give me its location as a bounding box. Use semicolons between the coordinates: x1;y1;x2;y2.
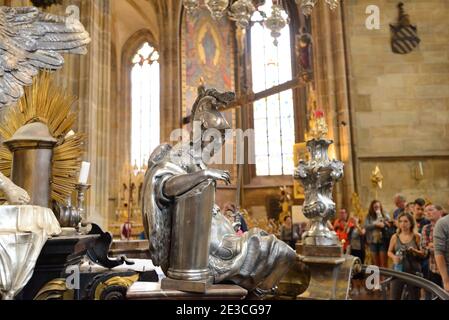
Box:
344;0;449;212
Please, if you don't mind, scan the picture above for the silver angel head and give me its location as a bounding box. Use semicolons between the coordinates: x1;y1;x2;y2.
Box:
191;87;235;131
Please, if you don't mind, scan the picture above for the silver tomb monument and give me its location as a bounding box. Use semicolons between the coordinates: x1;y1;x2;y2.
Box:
142;87;297;295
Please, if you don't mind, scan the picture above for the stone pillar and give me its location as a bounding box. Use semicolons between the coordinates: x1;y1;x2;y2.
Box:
310;3;356;211
51;0;113;229
76;0;112;229
155;0;183;141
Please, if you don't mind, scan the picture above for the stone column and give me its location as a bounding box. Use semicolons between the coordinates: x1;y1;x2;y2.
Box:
52;0;113;229
155;0;183;141
310;3;356;210
76;0;112;229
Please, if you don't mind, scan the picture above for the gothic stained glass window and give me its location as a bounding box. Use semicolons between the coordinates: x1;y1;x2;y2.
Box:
131;42;160;169
251;0;295;176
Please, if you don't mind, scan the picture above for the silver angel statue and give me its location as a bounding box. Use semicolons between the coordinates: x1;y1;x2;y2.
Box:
142;87;296;295
0;6;91;108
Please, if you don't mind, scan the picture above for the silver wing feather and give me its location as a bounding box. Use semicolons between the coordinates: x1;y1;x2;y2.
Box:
141;144;173;272
0;6;91;108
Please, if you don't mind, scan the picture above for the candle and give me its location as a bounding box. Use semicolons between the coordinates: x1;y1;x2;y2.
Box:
418;162;424;176
78;161;90;184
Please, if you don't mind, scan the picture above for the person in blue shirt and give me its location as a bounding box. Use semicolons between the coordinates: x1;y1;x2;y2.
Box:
393;194;406;221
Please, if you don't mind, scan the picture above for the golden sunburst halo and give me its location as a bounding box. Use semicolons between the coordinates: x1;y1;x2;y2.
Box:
0;71;85;204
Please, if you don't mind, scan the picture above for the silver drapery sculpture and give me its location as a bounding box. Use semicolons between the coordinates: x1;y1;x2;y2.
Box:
0;6;91;108
294;138;344;246
0;205;61;300
142;87;296;295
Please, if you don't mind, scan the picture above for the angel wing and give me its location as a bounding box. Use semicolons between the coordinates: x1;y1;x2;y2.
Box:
141;144;173;272
0;6;91;108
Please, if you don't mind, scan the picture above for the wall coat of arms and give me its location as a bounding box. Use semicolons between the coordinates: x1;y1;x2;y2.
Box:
390;2;421;54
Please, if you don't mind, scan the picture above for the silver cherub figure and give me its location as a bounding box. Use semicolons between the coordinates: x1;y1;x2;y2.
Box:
142;86;296;295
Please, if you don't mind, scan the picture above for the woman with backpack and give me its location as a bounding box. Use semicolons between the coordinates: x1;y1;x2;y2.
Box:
387;212;427;300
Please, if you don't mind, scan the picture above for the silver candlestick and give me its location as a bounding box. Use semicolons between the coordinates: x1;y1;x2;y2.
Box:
75;183;91;225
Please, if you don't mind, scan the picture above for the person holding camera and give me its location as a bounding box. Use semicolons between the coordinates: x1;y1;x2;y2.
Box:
388;212;427;300
365;200;390;269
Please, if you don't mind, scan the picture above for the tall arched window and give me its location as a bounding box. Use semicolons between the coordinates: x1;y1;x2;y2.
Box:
131;42;160;169
251;0;295;177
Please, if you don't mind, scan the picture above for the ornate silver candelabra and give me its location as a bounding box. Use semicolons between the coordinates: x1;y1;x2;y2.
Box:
294;138;343;246
294;115;360;300
296;0;340;16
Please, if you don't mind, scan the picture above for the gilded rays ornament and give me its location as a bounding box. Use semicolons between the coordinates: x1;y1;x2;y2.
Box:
0;72;85;204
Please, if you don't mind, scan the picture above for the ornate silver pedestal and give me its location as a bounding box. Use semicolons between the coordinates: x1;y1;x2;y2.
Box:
294;137;359;300
160;181;215;293
167;182;214;282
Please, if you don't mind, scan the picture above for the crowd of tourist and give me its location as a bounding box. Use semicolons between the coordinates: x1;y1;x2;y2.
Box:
222;195;449;299
331;194;449;298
